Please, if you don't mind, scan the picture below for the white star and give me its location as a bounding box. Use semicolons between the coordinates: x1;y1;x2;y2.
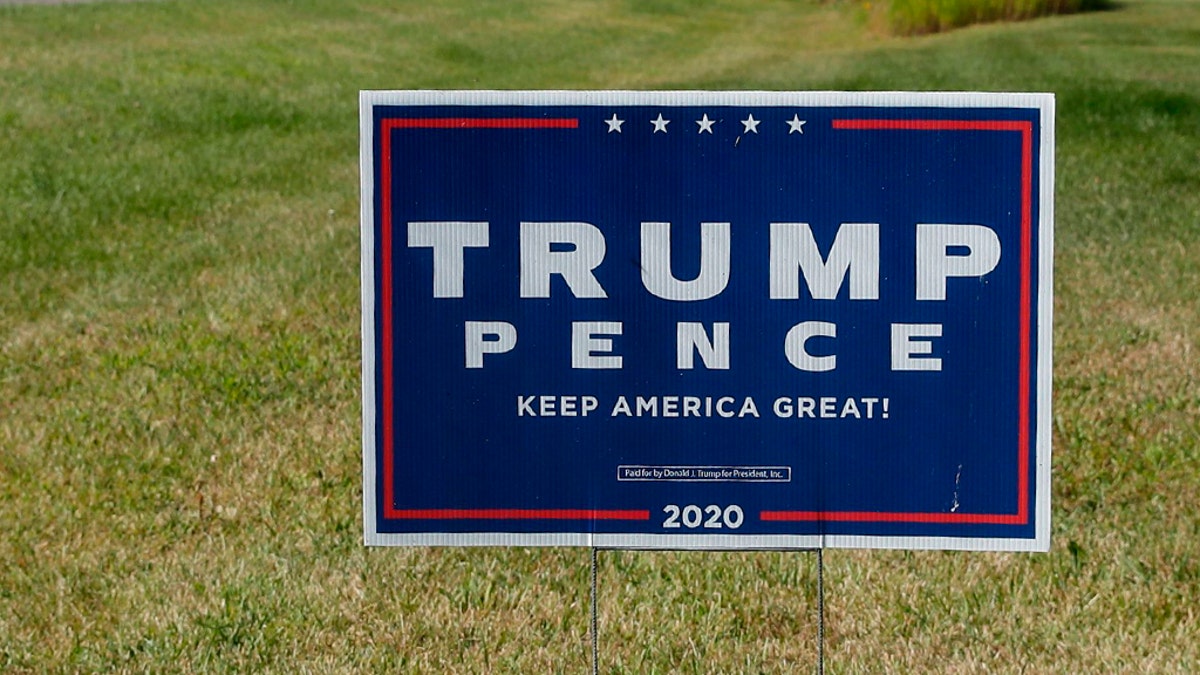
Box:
787;114;807;134
604;114;624;133
696;113;715;134
651;113;670;133
741;114;760;134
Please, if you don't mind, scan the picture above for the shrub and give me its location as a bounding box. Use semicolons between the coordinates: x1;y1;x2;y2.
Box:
889;0;1108;34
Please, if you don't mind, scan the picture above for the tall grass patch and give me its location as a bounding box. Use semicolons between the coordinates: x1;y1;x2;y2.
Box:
890;0;1108;34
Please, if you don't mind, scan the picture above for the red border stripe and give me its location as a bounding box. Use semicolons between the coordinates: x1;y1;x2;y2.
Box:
377;115;1036;527
759;118;1035;526
760;511;1025;525
1017;123;1033;524
390;509;651;521
380;117;605;522
386;117;578;129
832;119;1029;132
380;121;396;519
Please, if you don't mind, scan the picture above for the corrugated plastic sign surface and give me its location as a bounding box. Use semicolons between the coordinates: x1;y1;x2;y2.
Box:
361;91;1053;551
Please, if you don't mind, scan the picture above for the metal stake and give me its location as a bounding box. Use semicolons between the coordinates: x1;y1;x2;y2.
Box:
591;546;599;675
817;547;825;675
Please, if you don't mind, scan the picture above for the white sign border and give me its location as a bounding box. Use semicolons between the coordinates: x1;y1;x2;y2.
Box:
360;90;1054;552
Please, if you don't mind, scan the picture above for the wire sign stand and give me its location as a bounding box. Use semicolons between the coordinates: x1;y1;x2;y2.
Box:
589;547;826;675
359;89;1054;671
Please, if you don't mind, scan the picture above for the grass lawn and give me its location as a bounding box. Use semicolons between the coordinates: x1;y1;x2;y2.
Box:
2;0;1198;671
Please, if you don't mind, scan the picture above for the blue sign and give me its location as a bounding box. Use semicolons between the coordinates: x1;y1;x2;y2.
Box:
360;91;1053;551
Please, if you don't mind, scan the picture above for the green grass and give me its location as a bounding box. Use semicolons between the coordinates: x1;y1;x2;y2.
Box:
2;0;1199;671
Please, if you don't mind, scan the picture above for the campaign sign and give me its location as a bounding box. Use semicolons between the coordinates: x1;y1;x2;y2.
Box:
360;91;1053;551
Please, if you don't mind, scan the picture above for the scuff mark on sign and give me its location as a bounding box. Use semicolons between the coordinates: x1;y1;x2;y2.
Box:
951;464;963;513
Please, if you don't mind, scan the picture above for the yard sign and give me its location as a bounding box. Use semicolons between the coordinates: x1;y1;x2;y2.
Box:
361;91;1053;551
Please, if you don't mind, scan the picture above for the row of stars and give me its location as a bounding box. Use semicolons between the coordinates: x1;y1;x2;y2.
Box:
603;113;807;135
